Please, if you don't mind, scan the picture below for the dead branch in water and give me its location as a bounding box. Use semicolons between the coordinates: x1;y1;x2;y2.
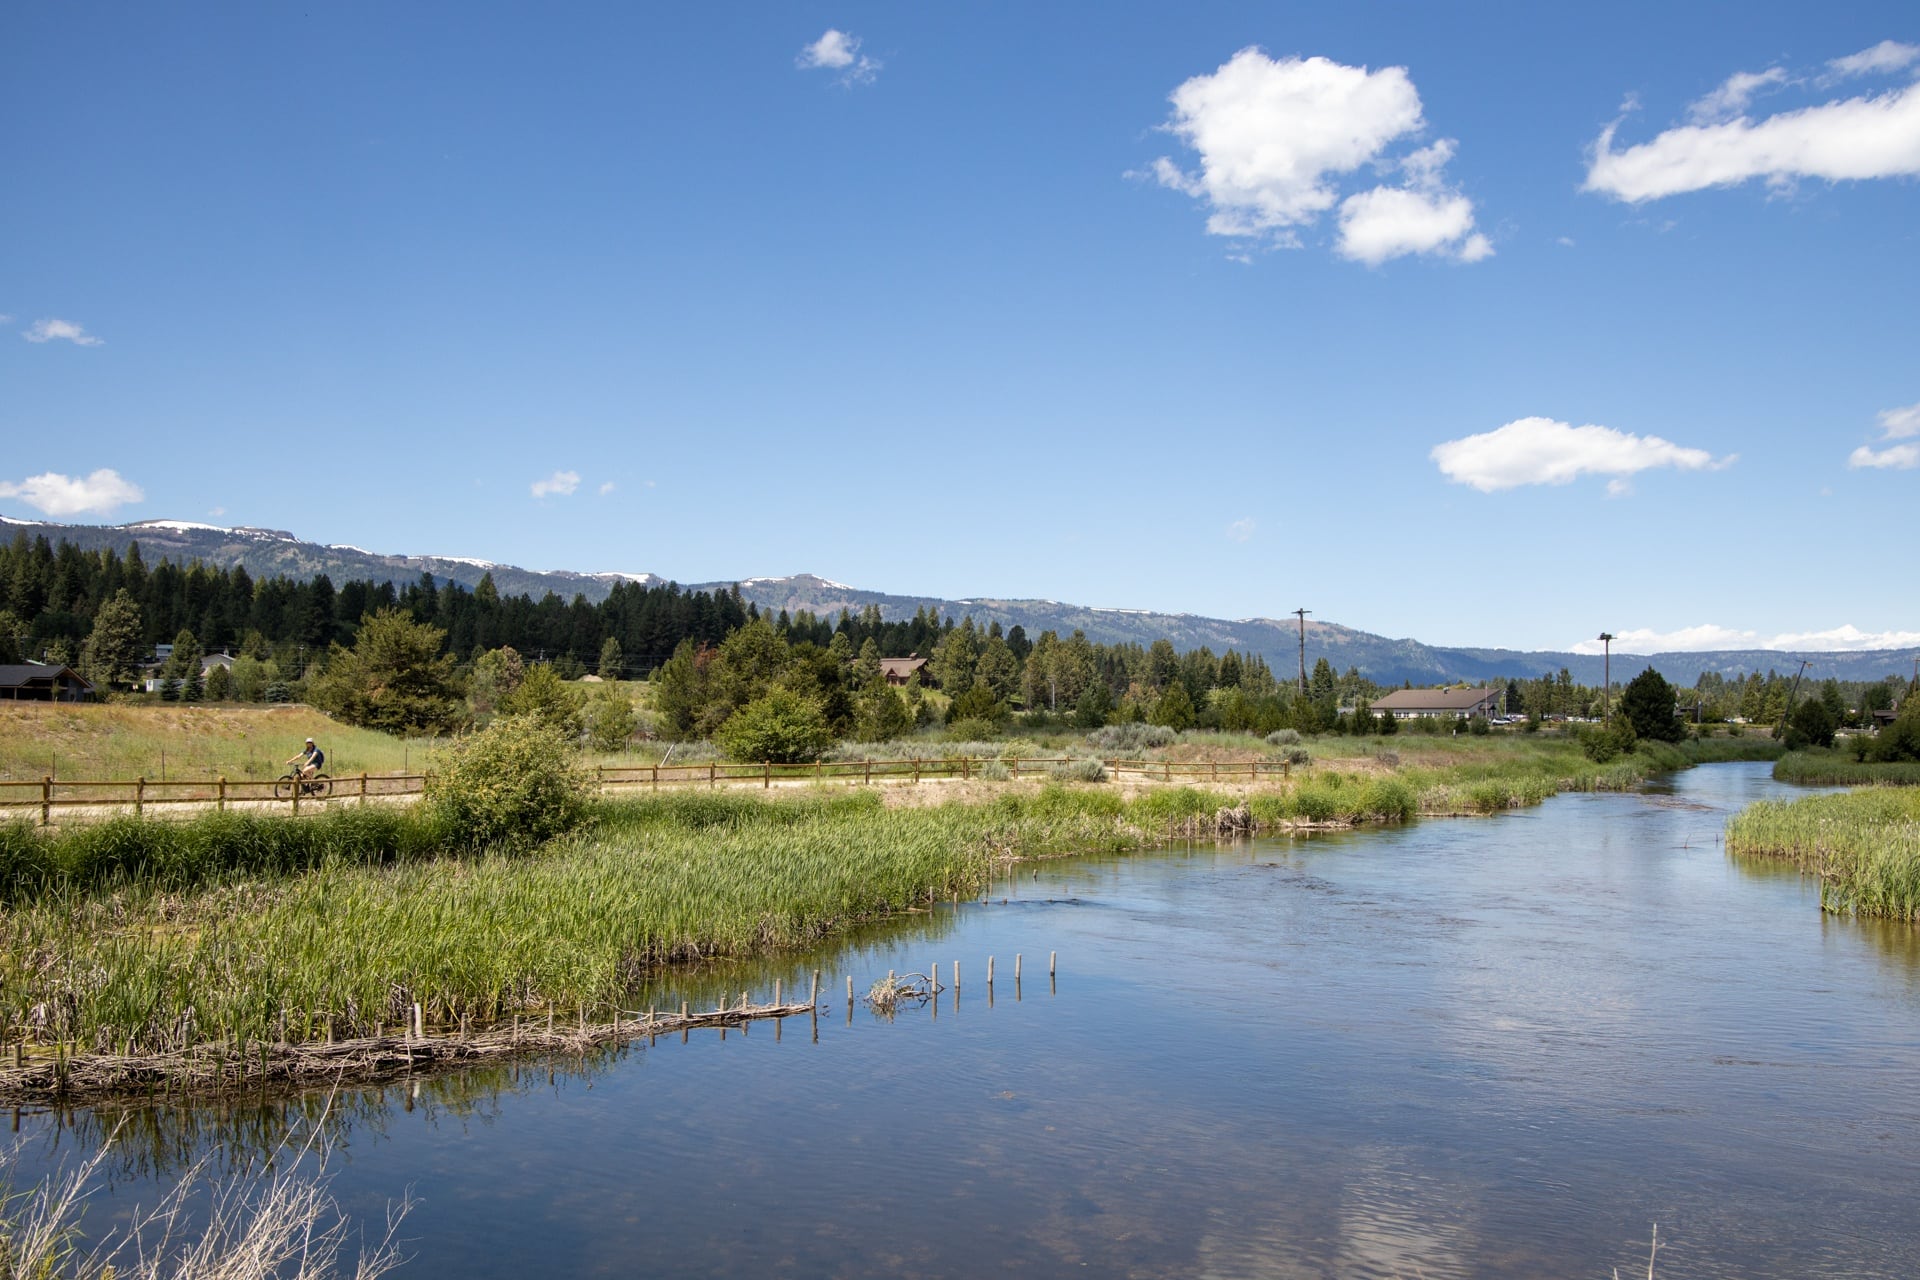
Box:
0;998;818;1108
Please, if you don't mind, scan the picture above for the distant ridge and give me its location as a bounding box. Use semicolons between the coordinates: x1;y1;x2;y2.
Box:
5;513;1914;688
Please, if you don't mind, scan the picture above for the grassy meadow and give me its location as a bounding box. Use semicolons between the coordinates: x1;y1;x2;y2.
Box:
0;703;433;782
1726;787;1920;921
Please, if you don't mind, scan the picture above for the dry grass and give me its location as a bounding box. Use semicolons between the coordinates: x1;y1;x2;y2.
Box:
0;704;429;783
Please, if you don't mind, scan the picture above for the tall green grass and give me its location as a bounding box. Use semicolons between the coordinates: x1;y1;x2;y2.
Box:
0;808;451;903
1;786;1359;1057
1773;748;1920;787
1727;788;1920;920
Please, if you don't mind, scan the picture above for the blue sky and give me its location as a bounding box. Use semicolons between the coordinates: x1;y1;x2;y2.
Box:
3;2;1916;654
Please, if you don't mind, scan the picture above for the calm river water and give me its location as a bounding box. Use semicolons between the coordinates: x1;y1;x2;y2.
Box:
18;763;1920;1278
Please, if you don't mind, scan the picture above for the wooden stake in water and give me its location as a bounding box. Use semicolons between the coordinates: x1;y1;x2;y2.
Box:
987;955;995;984
1049;951;1057;978
774;978;782;1007
1015;954;1022;982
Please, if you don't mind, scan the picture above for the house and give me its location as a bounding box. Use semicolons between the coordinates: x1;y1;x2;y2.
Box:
0;662;96;703
1872;703;1902;730
879;653;928;687
1371;686;1505;721
141;652;236;693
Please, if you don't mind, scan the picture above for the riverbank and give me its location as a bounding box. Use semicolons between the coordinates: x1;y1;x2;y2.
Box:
1726;787;1920;921
0;735;1779;1102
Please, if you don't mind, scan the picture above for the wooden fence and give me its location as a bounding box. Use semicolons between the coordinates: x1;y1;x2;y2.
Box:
0;756;1292;825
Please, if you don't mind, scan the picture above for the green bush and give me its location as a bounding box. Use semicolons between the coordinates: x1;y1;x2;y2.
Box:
424;714;590;849
714;689;835;763
1047;756;1107;783
944;717;1004;742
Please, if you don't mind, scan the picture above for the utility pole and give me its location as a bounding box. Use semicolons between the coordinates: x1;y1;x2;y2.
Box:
1597;632;1614;725
1293;608;1311;696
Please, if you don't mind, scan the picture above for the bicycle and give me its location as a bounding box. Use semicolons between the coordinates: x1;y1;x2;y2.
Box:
274;771;332;801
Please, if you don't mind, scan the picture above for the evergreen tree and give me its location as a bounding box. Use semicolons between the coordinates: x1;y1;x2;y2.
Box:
597;635;624;681
307;609;465;733
1620;667;1684;743
1149;682;1196;731
80;589;144;689
205;662;233;701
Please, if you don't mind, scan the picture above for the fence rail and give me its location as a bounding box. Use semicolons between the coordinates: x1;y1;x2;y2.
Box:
0;756;1292;824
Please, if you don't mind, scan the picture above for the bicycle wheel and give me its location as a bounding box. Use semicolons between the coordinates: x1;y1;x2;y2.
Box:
274;774;298;800
306;773;332;799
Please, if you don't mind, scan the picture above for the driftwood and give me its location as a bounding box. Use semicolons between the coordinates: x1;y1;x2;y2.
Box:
0;999;819;1108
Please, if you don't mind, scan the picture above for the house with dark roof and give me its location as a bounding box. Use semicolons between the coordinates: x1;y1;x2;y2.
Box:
0;662;96;702
879;654;928;687
1371;686;1505;720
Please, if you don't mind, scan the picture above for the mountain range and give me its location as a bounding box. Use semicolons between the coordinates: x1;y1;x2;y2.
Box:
6;513;1914;688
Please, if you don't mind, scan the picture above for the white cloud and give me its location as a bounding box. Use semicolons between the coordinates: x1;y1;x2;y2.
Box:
1876;400;1920;439
1556;235;1577;247
1146;48;1485;263
1431;416;1734;493
1846;399;1920;468
1226;517;1255;542
0;468;144;517
1572;622;1920;654
598;481;616;495
1826;39;1920;81
797;29;879;85
530;470;581;499
1687;67;1789;124
1585;72;1920;202
1849;442;1920;469
22;317;103;346
1336;139;1492;264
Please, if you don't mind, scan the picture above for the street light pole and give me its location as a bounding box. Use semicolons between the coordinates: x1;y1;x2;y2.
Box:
1293;608;1311;696
1598;632;1615;725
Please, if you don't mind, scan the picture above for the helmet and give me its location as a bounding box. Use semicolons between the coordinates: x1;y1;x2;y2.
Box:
305;737;315;744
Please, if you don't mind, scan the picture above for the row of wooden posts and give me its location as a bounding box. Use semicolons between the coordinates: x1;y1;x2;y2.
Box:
0;757;1292;824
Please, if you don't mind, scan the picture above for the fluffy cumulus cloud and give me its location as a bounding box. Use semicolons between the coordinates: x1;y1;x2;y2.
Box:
1847;398;1920;470
797;29;879;85
1570;623;1920;654
1144;48;1489;264
1226;517;1256;542
530;470;581;499
1585;41;1920;202
0;468;143;517
22;317;103;346
1431;417;1733;493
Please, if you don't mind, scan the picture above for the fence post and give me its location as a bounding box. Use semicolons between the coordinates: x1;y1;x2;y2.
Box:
962;757;971;781
816;759;823;781
135;776;144;818
291;773;299;816
652;764;659;791
764;761;771;789
709;762;716;790
1011;758;1019;780
218;776;227;812
41;776;51;827
1211;761;1218;782
865;758;872;785
361;771;369;806
913;757;920;785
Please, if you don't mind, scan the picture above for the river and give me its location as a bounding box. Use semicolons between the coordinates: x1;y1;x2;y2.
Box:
16;763;1920;1277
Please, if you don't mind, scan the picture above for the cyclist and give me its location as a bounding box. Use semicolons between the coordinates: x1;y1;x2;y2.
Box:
287;737;325;781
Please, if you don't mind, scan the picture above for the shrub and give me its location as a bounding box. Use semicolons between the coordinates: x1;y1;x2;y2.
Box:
979;759;1011;781
585;687;638;751
1047;756;1108;783
715;689;835;763
1086;723;1176;754
944;717;1004;742
1265;729;1303;747
424;714;589;849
